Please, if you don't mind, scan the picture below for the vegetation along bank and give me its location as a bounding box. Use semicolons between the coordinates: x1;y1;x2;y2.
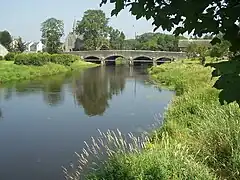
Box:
0;52;97;83
67;61;240;180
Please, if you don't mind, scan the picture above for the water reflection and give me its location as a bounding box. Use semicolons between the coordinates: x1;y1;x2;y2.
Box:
0;66;151;116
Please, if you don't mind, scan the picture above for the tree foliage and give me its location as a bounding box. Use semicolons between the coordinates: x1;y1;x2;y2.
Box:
0;30;12;50
41;18;64;54
109;27;125;49
100;0;240;52
210;39;231;59
122;32;179;51
76;10;109;50
100;0;240;106
14;37;26;52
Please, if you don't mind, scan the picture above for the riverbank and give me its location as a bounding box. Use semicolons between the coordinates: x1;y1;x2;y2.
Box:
0;59;97;84
84;62;240;179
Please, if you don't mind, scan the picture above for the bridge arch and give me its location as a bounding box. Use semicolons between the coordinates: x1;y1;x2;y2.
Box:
84;55;100;59
104;55;127;66
133;56;153;66
133;56;152;61
84;56;101;64
104;55;127;60
155;57;172;65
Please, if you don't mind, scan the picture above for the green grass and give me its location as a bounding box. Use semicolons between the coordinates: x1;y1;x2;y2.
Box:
70;60;98;71
0;60;98;83
72;61;240;180
115;57;127;65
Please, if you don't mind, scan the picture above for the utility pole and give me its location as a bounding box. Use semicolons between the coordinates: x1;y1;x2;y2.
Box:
133;25;137;50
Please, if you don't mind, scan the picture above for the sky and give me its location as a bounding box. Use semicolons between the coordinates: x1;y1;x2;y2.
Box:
0;0;170;42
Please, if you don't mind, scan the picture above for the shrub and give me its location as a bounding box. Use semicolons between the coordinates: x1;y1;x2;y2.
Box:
50;54;80;66
115;57;127;65
14;53;51;66
14;53;81;66
0;56;3;60
5;52;16;61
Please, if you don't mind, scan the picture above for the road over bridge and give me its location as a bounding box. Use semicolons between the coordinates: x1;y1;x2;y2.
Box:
67;50;186;65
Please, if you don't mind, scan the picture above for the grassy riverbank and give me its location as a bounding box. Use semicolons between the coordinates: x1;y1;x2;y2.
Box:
83;62;240;179
0;57;97;84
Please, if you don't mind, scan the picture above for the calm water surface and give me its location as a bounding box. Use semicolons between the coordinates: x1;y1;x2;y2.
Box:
0;66;174;180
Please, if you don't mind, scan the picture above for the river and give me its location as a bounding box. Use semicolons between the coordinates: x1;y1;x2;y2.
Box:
0;66;174;180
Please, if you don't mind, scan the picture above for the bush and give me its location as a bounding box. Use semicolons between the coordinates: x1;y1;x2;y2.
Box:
0;56;3;60
5;52;16;61
14;53;81;66
14;53;51;66
50;54;80;66
115;57;127;65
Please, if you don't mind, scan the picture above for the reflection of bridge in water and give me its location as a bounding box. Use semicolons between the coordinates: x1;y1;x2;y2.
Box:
67;50;186;66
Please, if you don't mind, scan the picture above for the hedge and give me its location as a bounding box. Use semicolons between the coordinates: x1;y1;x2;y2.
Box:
50;54;80;66
14;53;51;66
0;56;3;60
14;53;81;66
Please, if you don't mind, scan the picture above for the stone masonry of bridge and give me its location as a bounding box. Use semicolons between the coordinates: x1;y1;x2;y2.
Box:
67;50;186;65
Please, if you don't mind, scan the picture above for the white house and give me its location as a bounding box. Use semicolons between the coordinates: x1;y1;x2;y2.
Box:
36;41;44;52
0;44;8;57
25;41;44;52
25;42;34;52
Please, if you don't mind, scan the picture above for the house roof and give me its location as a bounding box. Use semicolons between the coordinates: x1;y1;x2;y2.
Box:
178;39;211;48
25;42;33;46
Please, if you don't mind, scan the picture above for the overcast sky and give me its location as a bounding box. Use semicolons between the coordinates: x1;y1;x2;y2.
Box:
0;0;173;42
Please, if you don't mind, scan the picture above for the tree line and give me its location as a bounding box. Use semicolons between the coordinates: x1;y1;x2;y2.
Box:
0;9;185;54
0;9;232;63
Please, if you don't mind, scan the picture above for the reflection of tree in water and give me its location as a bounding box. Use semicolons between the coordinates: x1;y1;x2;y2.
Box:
42;77;65;106
4;88;13;100
73;67;127;116
74;67;110;116
108;67;126;97
7;74;67;106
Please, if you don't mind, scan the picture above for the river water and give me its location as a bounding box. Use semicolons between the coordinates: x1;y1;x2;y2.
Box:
0;66;174;180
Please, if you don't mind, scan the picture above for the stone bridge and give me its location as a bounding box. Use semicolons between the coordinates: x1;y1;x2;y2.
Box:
67;50;186;65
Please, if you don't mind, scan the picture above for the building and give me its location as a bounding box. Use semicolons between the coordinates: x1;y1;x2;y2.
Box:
178;39;211;52
0;43;8;57
25;41;44;52
64;19;84;52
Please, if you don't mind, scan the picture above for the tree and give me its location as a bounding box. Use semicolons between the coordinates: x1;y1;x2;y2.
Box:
210;39;231;60
123;39;140;50
186;43;198;59
0;30;12;50
109;28;125;49
100;0;240;106
157;34;179;51
16;37;26;52
76;10;109;50
196;45;209;65
135;33;179;51
41;18;64;54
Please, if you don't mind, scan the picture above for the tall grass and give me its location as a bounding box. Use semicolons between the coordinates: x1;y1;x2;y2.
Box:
65;62;240;179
